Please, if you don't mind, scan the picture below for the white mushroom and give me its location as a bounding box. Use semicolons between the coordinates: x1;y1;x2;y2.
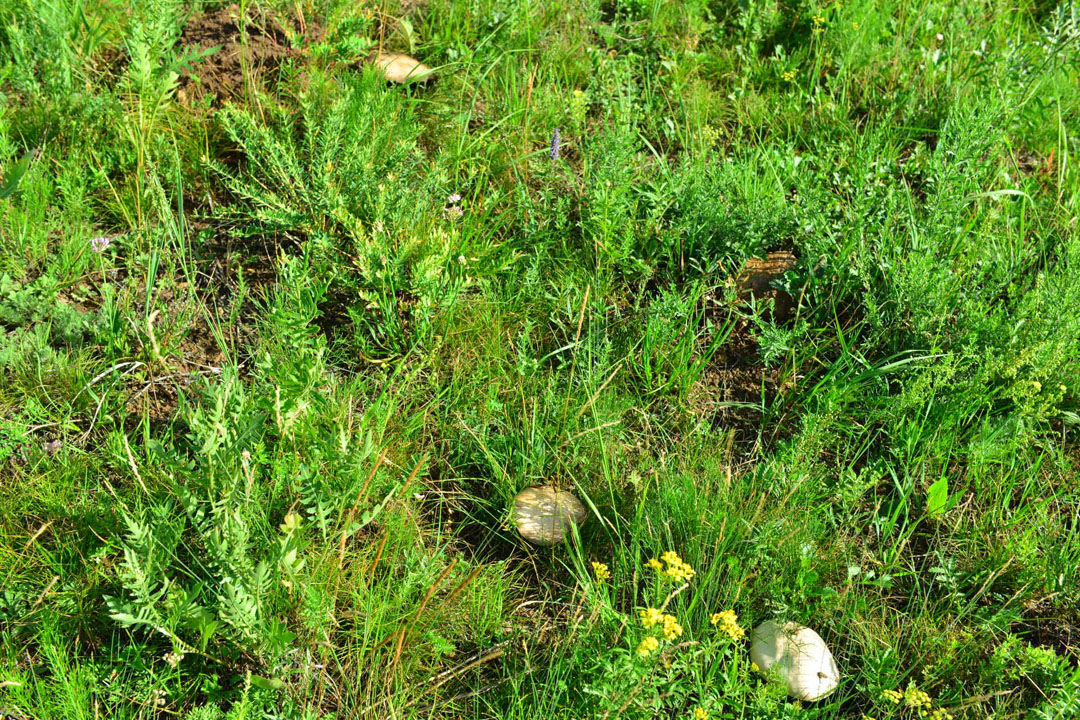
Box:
373;52;433;84
749;620;840;701
512;486;587;546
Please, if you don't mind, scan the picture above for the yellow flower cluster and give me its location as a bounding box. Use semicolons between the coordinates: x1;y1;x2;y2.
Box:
782;70;797;82
639;608;682;640
662;614;683;641
903;683;931;708
709;609;745;640
636;636;659;656
647;550;695;582
693;708;707;720
812;14;826;34
591;561;611;582
882;682;952;719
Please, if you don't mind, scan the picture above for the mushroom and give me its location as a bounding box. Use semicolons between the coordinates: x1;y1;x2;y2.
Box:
372;52;433;84
749;620;840;701
734;251;797;321
512;486;587;546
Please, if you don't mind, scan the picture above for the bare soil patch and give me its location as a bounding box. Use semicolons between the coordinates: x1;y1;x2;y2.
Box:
123;222;278;424
1017;597;1080;658
693;252;798;451
177;4;294;103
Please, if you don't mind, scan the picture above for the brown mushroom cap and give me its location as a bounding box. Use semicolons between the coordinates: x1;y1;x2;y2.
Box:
373;52;433;84
734;251;797;321
512;486;587;546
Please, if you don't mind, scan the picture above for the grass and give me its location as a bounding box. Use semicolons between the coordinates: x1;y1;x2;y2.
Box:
1;0;1079;717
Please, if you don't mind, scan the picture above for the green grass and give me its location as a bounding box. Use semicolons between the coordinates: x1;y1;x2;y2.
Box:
1;0;1079;717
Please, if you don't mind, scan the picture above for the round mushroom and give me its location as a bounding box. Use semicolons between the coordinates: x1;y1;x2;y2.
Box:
512;486;587;546
749;620;840;701
373;52;433;84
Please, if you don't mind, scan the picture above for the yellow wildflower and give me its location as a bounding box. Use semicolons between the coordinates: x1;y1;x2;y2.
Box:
904;683;932;708
653;550;695;582
591;561;611;582
710;610;745;640
812;15;826;33
1032;380;1042;392
782;70;797;82
639;608;664;629
930;709;954;720
693;708;707;720
637;636;659;656
883;689;903;704
662;614;683;641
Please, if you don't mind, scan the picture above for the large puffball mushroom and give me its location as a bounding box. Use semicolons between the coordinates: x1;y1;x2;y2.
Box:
749;620;840;701
512;486;587;546
373;52;433;84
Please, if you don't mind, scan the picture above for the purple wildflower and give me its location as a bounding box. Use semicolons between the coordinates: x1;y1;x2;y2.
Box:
90;236;111;253
44;439;62;455
550;128;561;160
447;193;462;204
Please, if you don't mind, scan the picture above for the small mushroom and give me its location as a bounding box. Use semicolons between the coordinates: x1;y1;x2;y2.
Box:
512;486;587;546
373;52;433;84
749;620;840;701
734;251;797;321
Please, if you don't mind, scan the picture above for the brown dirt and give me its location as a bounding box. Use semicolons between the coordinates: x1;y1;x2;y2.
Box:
1013;148;1056;178
123;304;228;426
123;222;278;425
692;252;799;452
693;321;784;448
176;4;294;103
1016;597;1080;658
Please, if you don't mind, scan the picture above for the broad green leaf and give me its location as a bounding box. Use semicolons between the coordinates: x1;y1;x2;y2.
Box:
0;150;36;200
926;478;949;518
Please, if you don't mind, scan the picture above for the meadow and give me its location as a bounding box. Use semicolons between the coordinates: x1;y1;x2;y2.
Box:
1;0;1079;718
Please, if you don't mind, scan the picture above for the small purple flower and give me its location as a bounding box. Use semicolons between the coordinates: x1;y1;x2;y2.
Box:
444;205;464;220
447;193;462;204
550;128;561;160
90;236;111;253
43;439;62;455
